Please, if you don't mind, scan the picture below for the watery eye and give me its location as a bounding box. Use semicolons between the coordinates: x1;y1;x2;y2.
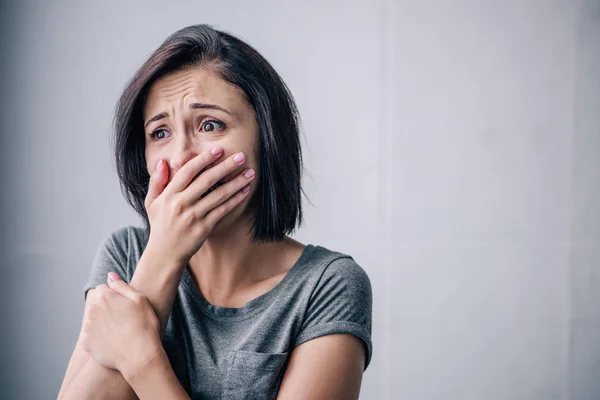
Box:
202;120;224;132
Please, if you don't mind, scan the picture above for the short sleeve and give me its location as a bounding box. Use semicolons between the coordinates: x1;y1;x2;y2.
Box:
83;226;131;301
294;257;373;370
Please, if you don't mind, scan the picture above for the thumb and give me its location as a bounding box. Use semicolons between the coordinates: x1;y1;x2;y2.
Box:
107;272;138;302
145;159;168;209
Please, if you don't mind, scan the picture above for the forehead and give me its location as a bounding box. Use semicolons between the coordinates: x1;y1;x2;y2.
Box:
143;67;247;119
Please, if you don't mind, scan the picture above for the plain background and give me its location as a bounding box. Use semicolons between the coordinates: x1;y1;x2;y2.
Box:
1;0;599;399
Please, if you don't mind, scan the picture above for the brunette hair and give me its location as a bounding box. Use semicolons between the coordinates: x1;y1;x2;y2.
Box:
112;24;303;242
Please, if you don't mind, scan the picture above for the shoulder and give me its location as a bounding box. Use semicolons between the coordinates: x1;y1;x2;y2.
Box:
102;225;131;243
85;225;144;299
95;225;128;256
293;244;373;369
95;224;148;262
308;244;373;314
306;244;372;296
99;224;147;247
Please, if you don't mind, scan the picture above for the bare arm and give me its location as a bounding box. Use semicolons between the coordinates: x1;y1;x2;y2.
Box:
122;346;191;400
59;147;252;399
276;334;366;400
57;249;185;400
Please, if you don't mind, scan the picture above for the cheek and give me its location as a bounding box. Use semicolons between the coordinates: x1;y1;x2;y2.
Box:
145;157;156;176
144;149;153;172
244;137;260;168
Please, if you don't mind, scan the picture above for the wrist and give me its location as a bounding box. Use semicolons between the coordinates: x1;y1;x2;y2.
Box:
141;242;187;273
121;341;167;386
121;343;190;399
131;247;186;292
130;244;187;341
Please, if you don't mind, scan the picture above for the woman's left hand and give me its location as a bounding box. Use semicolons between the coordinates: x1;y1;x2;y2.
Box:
79;272;162;378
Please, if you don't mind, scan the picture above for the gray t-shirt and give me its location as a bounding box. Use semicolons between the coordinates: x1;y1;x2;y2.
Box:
83;225;373;399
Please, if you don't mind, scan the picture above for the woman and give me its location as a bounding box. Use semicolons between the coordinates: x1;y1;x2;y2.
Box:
58;24;372;400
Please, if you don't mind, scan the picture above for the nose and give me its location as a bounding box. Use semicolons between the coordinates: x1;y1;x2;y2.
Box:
169;134;200;174
170;150;197;171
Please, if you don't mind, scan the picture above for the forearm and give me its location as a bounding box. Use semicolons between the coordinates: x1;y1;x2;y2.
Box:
60;250;185;399
128;246;187;338
124;347;190;400
59;341;139;400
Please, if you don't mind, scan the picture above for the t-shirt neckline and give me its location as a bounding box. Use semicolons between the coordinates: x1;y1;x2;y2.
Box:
179;244;316;320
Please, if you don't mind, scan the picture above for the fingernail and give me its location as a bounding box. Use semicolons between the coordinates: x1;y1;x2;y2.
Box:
244;169;255;179
233;152;246;163
108;272;120;281
211;147;222;156
155;159;162;171
242;185;251;193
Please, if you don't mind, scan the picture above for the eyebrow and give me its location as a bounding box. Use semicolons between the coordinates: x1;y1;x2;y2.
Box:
144;103;232;128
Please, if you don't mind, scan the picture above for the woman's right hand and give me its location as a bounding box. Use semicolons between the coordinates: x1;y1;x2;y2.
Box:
143;147;256;265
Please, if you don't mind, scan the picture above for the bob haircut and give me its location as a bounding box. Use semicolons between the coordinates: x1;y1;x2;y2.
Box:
112;24;303;243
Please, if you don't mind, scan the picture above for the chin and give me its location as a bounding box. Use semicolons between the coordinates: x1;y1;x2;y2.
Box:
208;198;252;238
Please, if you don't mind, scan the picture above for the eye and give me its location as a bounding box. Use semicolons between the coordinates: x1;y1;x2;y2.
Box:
148;129;170;141
201;119;225;133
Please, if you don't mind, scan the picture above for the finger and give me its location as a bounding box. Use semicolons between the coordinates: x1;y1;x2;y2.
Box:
180;151;248;207
95;283;110;293
106;272;139;303
204;183;253;229
193;167;256;217
164;147;224;196
144;159;169;209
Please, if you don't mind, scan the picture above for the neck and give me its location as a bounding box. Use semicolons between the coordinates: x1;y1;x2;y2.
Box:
187;215;290;302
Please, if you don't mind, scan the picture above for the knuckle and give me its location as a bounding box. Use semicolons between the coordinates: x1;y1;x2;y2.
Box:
194;222;208;238
213;188;228;204
227;157;240;172
200;151;212;165
182;209;196;226
218;202;232;217
196;177;210;194
180;160;193;177
209;207;225;223
216;199;229;213
96;292;109;301
190;155;207;176
96;283;109;292
94;294;109;305
171;198;185;216
199;175;214;188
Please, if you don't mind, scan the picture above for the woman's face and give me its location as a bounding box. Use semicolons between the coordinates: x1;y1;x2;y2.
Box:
142;66;259;233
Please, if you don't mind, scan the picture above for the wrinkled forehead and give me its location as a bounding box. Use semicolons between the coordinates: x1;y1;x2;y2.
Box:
142;67;250;120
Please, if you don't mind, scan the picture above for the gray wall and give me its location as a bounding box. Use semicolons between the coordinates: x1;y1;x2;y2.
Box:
1;0;599;399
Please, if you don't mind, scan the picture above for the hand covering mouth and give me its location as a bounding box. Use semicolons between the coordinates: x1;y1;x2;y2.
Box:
200;178;226;199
